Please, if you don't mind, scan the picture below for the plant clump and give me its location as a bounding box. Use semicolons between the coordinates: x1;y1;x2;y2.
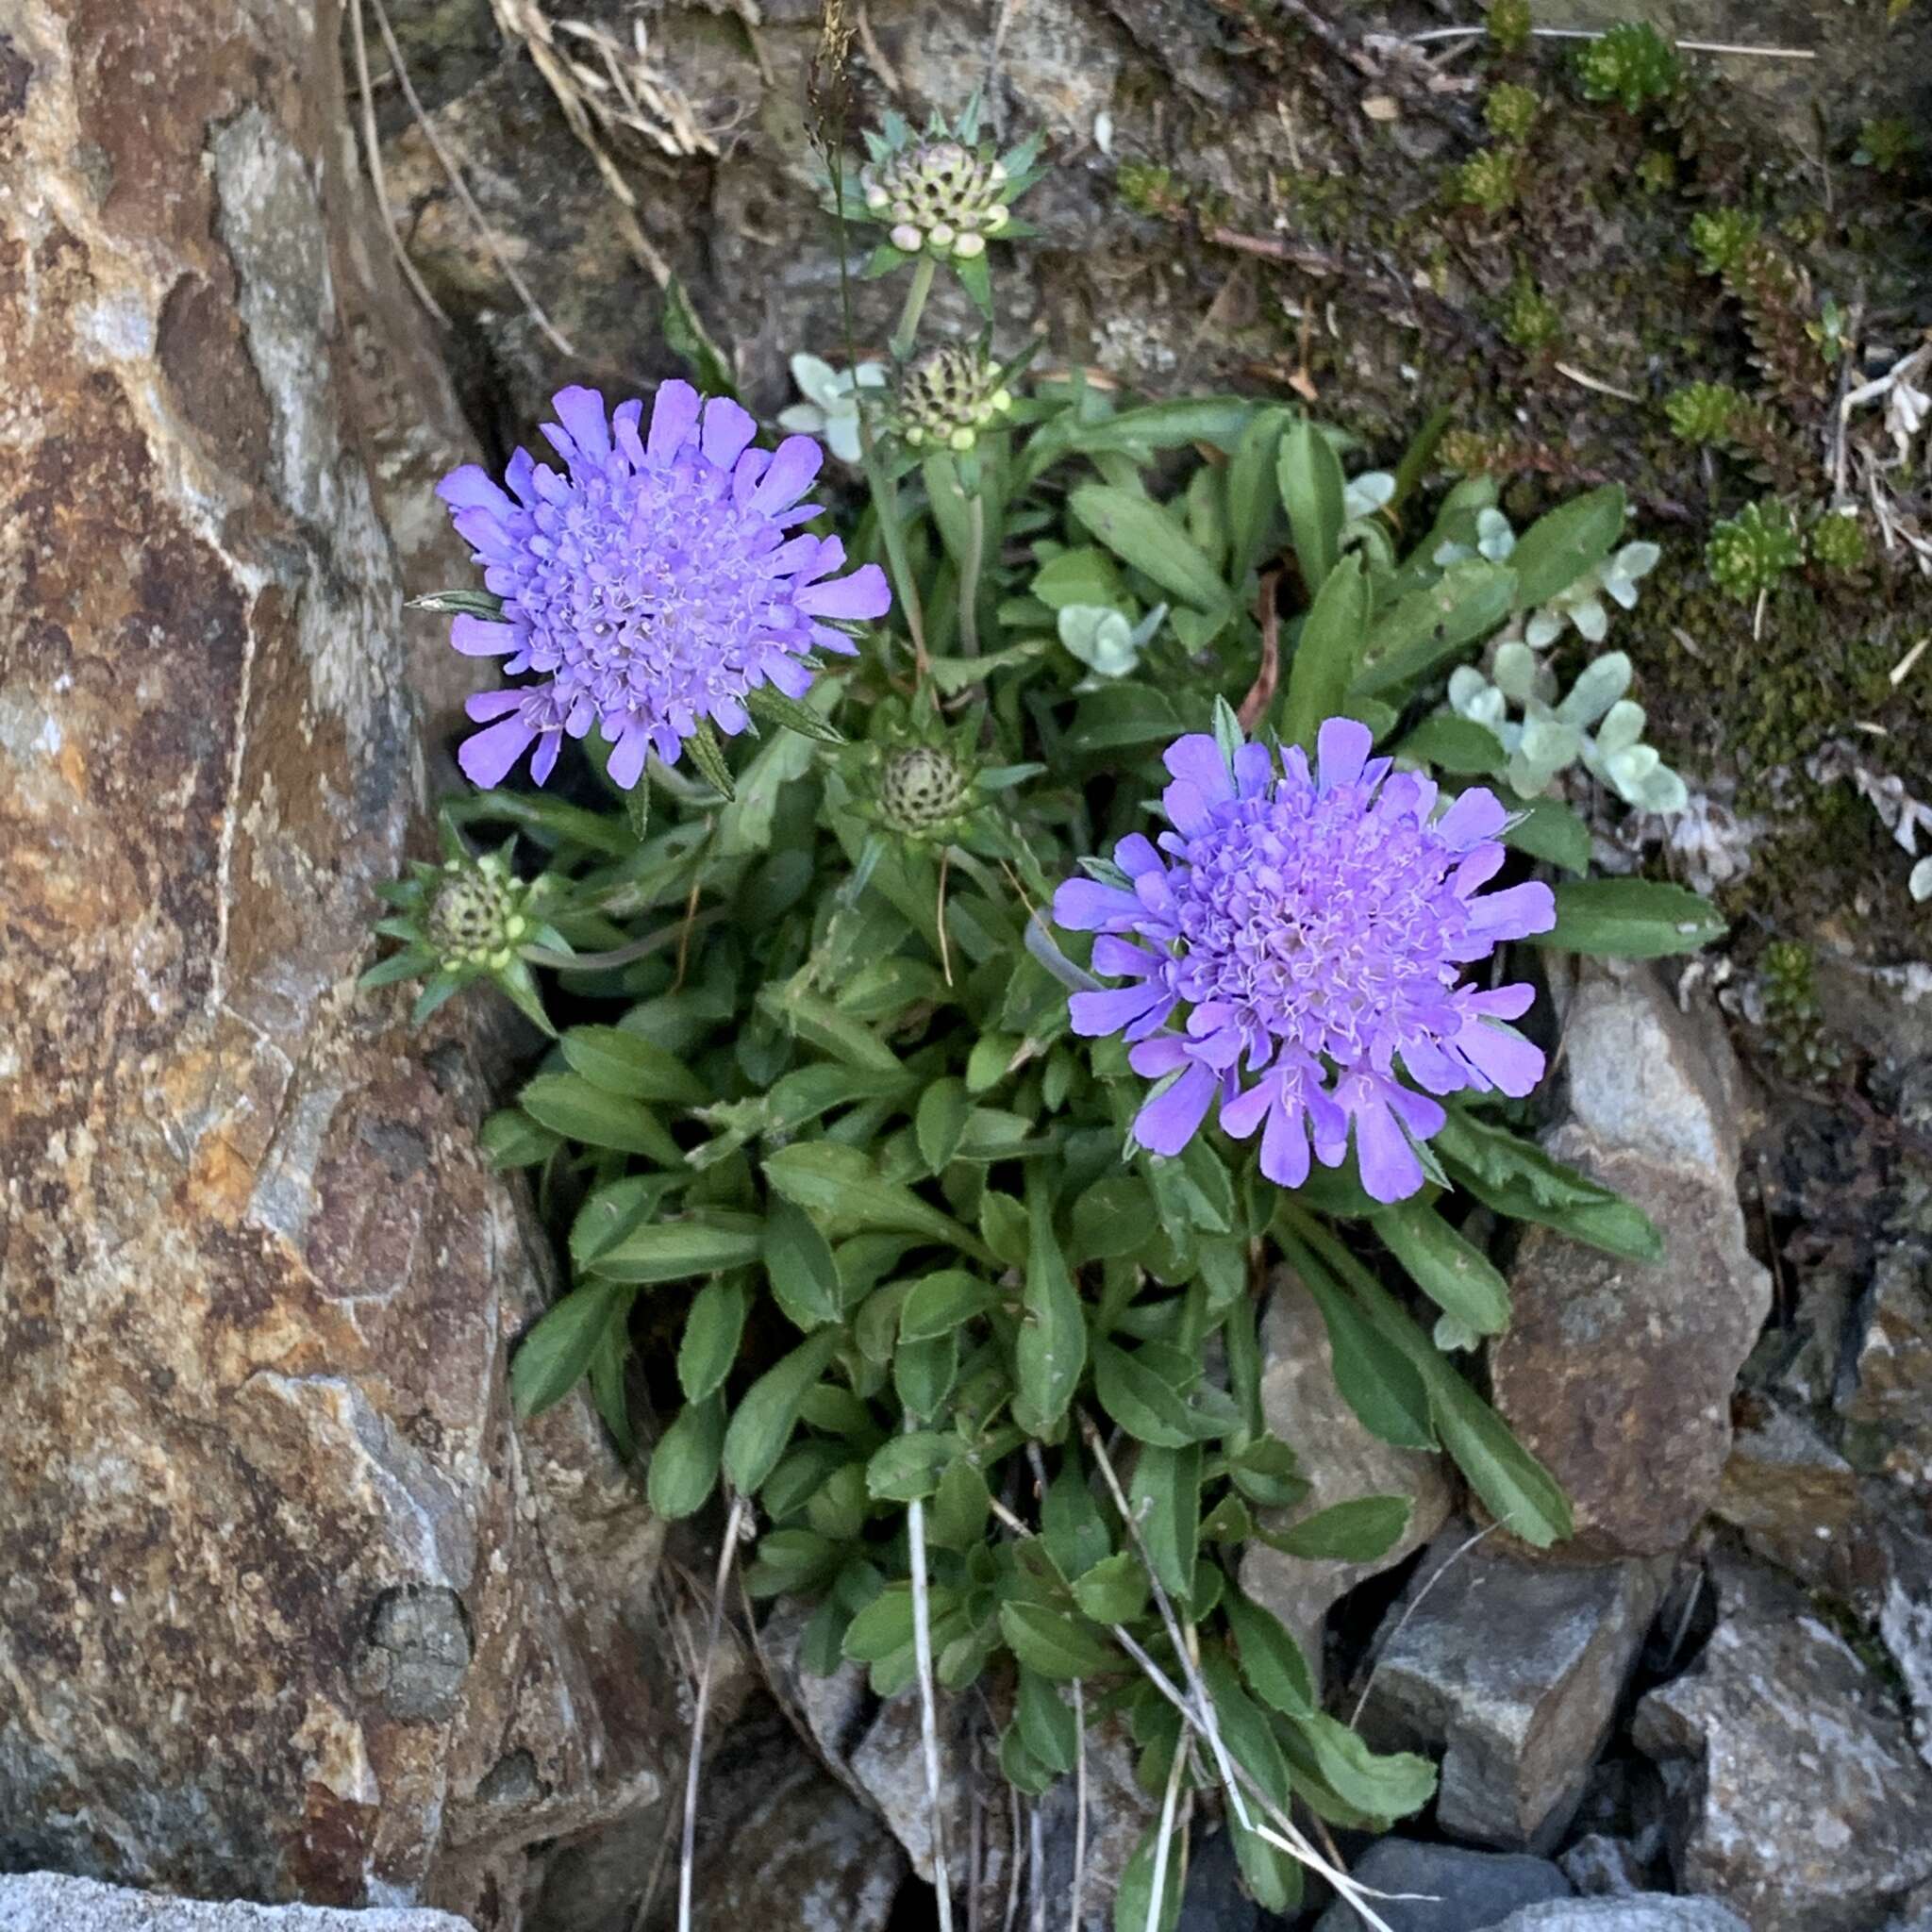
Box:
1572;23;1681;114
1707;500;1806;600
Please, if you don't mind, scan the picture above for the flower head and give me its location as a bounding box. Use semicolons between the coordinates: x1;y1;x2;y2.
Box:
437;382;891;791
863;140;1011;258
1053;719;1557;1204
893;343;1014;451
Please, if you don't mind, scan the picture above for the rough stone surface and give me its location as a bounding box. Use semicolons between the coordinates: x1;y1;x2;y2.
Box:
1358;1526;1669;1853
1490;962;1772;1558
1490;1902;1750;1932
1558;1837;1649;1899
0;3;668;1921
1309;1839;1571;1932
0;1874;470;1932
1239;1273;1453;1676
765;1605;1149;1928
1174;1829;1257;1932
1711;1406;1860;1589
1633;1557;1932;1932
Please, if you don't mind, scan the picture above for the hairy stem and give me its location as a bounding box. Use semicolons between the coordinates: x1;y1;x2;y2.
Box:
958;489;986;659
891;254;938;362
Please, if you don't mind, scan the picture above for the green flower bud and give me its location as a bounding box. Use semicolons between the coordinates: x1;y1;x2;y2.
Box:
877;743;973;836
893;343;1015;453
426;855;530;973
860;140;1014;258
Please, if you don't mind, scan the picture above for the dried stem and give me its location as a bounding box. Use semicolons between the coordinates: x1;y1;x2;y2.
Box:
1143;1736;1188;1932
908;1436;957;1932
349;0;449;327
676;1491;748;1932
1067;1678;1088;1932
1402;24;1816;57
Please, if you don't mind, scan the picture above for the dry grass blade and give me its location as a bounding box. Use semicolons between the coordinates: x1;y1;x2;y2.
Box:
676;1491;749;1932
349;0;449;328
365;0;575;357
908;1454;957;1932
1067;1678;1088;1932
1144;1741;1187;1932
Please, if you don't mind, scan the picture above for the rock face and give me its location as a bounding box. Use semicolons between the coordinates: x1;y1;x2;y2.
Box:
1490;1902;1750;1932
1490;962;1772;1559
1239;1273;1453;1677
1358;1526;1669;1853
1308;1840;1571;1932
1633;1557;1932;1932
0;3;668;1921
0;1874;470;1932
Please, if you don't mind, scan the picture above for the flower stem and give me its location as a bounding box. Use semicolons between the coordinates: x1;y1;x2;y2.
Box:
891;254;937;362
958;489;985;658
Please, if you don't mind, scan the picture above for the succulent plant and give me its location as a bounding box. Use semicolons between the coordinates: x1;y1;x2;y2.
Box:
1573;23;1681;114
1707;501;1805;600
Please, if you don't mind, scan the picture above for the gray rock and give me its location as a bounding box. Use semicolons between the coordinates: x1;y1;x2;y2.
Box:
0;1874;470;1932
1310;1839;1570;1932
1175;1829;1257;1932
1358;1526;1669;1853
1490;962;1772;1558
1491;1901;1750;1931
1712;1407;1860;1591
1239;1274;1453;1680
1558;1836;1648;1898
1634;1557;1932;1931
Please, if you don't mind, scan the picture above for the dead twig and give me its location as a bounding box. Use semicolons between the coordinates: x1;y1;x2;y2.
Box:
1239;570;1282;732
349;0;449;328
676;1491;749;1932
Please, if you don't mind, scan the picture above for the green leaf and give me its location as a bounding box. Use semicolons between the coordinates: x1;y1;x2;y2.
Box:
929;1457;992;1549
764;1198;844;1331
757;984;908;1076
1280;1242;1437;1450
1226;406;1291;586
1223;1587;1316;1718
1281;553;1368;751
744;682;844;743
1504;795;1592;874
662;275;737;397
865;1430;955;1503
998;1720;1058;1798
1277;417;1346;592
1013;1179;1087;1436
1069;484;1231;614
1064;682;1189;753
1269;1494;1412;1561
997;1601;1116;1681
407;587;506;619
1071;1550;1149;1625
1093;1341;1223;1448
763;1142;992;1261
1375;1199;1512;1336
1352;560;1519;698
562;1027;710;1107
916;1076;973;1173
1042;1457;1113;1579
479;1108;561;1170
842;1583;916;1663
1128;1442;1201;1600
511;1282;629;1417
1016;1666;1080;1774
570;1175;673;1270
1198;1655;1298;1912
1227;1435;1308;1509
586;1212;765;1285
1533;878;1725;958
899;1269;996;1342
723;1328;844;1494
646;1394;724;1519
677;1276;748;1404
894;1329;958;1420
682;717;736;800
1396;714;1507;775
1068;1175;1158;1267
1285;1709;1438;1824
624;779;651;843
1508;483;1624;608
1032;545;1123;609
519;1072;684;1164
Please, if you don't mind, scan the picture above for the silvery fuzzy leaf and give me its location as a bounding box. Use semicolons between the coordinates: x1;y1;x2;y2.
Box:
1447;664;1491;713
1433;539;1476;567
1343;471;1396;520
1524;608;1563;650
1595;698;1648;756
1911;856;1932;903
790;352;841;407
1633;763;1689;814
1475;508;1517;560
1604;741;1661;803
1492;641;1540;703
1058;604;1141;676
825;417;865;465
1509;716;1580;794
1569;593;1609;643
1128;602;1171;650
1556;650;1632;726
778;402;829;437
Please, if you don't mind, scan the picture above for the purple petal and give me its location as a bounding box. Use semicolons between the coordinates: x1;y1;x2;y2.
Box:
1163;733;1236;803
1071;983;1170;1039
751;435;824;515
1053;877;1141;931
1115;834;1163;878
549;386;611;464
808;623;861;657
465;686;526;722
797;564;891;621
1233;740;1274;798
1436;786;1510;849
1162;779;1221;839
1219;1076;1275;1140
647;379;702;461
607;730;649;791
611;398;646;470
530;732;562;785
701;396;758;471
1348;1090;1424;1205
1091;935;1160;977
1456;1018;1544;1097
1316;716;1374;791
1134;1059;1217;1158
1259;1093;1313;1188
1452;843;1507;894
458;714;538;789
450;614;520;657
763;652;816;697
1467;879;1557;941
437;465;514;516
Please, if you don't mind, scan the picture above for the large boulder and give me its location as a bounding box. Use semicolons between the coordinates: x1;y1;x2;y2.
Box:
0;2;667;1921
0;1874;467;1932
1489;961;1772;1558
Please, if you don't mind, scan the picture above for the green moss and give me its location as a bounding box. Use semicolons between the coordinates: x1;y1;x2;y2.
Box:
1484;83;1541;143
1690;207;1760;275
1500;274;1561;351
1810;508;1872;573
1854;116;1920;174
1761;941;1844;1082
1635;148;1677;193
1455;147;1522;215
1573;23;1681;114
1707;501;1806;599
1666;381;1744;443
1487;0;1532;52
1115;161;1188;219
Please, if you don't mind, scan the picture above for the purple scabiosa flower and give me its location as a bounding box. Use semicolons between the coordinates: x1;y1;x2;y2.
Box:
1053;718;1557;1205
437;382;891;791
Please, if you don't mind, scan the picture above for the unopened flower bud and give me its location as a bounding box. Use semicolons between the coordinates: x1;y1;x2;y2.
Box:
865;183;890;209
877;743;973;836
893;342;1014;454
890;223;922;253
954;231;986;259
927;222;956;250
